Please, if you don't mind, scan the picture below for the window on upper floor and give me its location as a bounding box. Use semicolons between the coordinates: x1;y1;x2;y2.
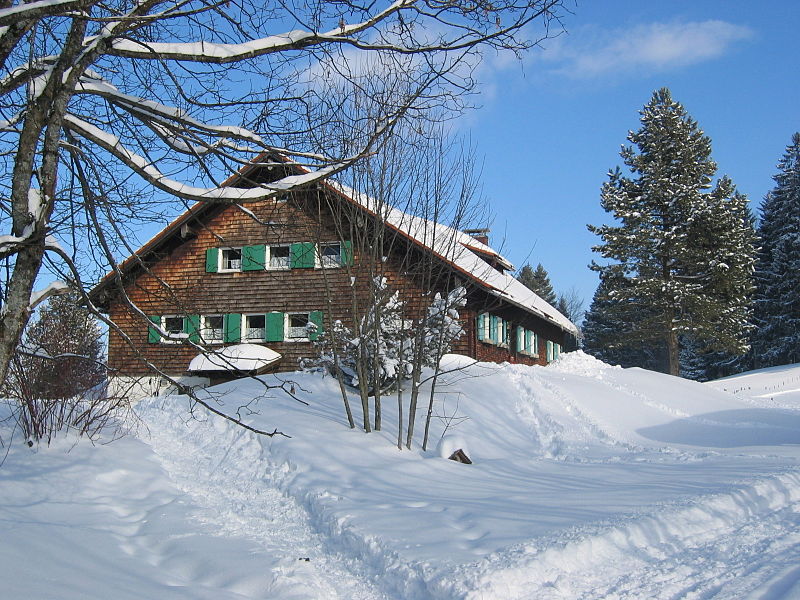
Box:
220;248;242;271
320;243;342;268
268;244;291;269
206;242;351;273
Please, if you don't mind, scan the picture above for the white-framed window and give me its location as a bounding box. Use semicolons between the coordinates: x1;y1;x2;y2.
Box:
319;242;342;268
287;312;310;340
268;244;291;269
162;315;187;343
220;247;242;272
201;315;224;344
244;314;266;341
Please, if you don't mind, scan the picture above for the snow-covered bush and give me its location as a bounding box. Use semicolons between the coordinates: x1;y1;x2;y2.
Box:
304;282;466;395
420;287;466;368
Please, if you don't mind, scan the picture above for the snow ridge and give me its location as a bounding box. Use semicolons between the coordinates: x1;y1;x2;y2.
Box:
459;470;800;600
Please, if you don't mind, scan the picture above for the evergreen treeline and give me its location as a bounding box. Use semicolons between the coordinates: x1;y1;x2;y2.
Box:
750;133;800;369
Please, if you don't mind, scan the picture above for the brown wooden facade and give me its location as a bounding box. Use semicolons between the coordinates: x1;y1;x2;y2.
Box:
92;164;572;390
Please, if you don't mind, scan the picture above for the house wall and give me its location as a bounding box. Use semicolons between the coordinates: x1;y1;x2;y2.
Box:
105;190;569;384
457;303;567;367
106;192;431;378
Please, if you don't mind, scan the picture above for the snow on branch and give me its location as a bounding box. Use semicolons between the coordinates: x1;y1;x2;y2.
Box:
74;76;264;146
64;114;347;202
0;0;90;28
104;1;416;63
29;280;69;310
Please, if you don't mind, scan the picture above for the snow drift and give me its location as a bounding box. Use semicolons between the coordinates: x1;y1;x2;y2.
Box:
2;352;800;599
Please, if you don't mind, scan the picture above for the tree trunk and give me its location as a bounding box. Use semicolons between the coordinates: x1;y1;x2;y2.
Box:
665;313;680;376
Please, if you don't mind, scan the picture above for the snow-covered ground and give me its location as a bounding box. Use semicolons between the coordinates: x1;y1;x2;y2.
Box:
2;352;800;599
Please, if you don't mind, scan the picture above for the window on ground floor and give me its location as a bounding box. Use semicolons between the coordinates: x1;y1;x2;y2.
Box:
201;315;224;344
245;314;266;341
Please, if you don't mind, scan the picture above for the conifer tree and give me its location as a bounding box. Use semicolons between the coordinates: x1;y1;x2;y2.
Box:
589;88;756;376
582;271;667;371
518;263;557;305
751;133;800;367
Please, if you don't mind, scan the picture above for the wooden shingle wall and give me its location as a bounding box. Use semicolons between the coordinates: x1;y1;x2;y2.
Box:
106;189;568;378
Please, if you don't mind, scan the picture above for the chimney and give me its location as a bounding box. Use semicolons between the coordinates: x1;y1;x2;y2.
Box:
463;228;490;246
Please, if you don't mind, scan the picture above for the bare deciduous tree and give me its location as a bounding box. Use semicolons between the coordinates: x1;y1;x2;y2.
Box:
0;0;566;429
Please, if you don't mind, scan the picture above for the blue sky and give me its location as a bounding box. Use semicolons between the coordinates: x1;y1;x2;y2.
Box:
469;1;800;314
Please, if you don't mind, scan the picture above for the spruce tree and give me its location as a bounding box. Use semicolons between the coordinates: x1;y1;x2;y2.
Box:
582;270;667;371
752;133;800;367
517;263;557;305
589;88;755;376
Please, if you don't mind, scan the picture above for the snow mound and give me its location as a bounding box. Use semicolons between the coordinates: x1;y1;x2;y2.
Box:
546;349;618;376
436;434;472;462
187;343;281;372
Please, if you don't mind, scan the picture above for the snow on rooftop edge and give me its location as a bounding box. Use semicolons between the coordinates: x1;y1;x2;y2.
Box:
327;180;577;335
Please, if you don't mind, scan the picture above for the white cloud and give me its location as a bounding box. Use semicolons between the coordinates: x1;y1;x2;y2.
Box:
539;20;753;79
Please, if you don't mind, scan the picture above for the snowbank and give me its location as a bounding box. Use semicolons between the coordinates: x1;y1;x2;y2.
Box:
2;354;800;599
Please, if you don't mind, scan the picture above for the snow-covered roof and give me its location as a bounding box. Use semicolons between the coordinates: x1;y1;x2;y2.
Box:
326;180;577;335
187;344;281;373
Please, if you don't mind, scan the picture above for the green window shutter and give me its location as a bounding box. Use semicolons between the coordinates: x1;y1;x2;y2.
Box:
185;315;201;343
148;316;161;344
309;310;324;341
205;248;219;273
290;242;316;269
224;313;241;343
546;340;553;362
341;240;354;266
502;320;510;345
266;312;285;342
525;330;533;353
516;326;524;352
242;245;265;271
533;333;539;355
477;313;486;341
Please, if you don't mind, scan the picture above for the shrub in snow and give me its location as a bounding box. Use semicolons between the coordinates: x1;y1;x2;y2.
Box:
2;291;130;445
306;280;466;395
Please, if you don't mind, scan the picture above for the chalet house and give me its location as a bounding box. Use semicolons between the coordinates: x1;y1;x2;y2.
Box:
90;155;577;398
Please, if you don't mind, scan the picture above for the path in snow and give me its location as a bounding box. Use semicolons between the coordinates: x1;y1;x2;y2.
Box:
138;400;391;600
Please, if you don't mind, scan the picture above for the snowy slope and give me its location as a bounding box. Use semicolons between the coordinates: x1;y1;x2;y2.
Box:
707;362;800;410
2;353;800;599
